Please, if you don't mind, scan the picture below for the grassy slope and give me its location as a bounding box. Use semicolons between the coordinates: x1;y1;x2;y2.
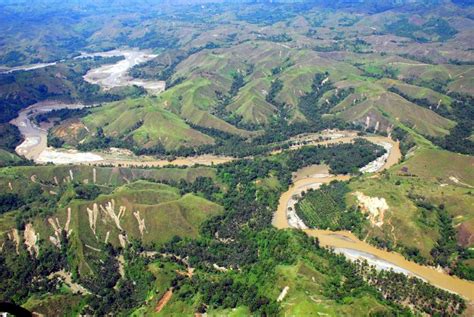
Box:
346;147;474;259
65;181;222;248
274;262;389;316
0;165;216;187
144;259;395;316
79;97;215;150
337;91;455;137
0;148;23;166
3;178;222;276
378;78;452;108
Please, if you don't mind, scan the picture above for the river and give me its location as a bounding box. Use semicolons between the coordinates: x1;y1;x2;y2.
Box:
1;48;166;94
10;101;234;167
272;137;474;302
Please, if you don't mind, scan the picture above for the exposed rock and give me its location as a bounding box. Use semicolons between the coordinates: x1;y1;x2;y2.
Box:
24;223;39;257
277;286;289;302
99;199;126;231
65;207;71;232
86;203;99;235
8;228;20;254
118;233;128;248
133;210;147;237
354;192;388;227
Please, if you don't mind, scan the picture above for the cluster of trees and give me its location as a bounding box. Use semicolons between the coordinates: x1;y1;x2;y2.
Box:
81;241;155;315
356;259;466;315
382;193;474;281
35;108;91;125
76;127;135;153
73;183;103;200
266;78;284;106
390;127;416;156
258;33;292;43
429;93;474;155
385;17;457;43
297;72;353;124
0;123;22;151
0;193;23;214
0;235;68;304
361;65;398;79
271;57;294;75
47;132;65;148
127;31;178;50
296;181;367;232
211;70;258;131
298;72;333;120
284;139;385;175
175;177;220;201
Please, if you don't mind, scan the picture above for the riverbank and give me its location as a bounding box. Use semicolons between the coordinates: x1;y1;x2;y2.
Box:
272;137;474;302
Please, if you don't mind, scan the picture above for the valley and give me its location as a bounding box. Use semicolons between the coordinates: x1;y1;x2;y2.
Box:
11;100;232;166
0;0;473;315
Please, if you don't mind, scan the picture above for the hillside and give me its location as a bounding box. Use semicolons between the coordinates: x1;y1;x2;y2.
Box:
56;97;216;151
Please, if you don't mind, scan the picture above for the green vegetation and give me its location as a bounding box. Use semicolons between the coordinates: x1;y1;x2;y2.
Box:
0;56;142;124
429;93;474;155
296;181;366;232
0;135;468;315
384;17;457;42
346;147;474;279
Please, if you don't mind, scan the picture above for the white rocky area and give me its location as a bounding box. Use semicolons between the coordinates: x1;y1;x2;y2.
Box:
359;141;392;173
82;49;166;94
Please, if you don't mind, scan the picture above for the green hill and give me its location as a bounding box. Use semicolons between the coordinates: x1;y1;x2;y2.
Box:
77;97;214;151
337;92;455;137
